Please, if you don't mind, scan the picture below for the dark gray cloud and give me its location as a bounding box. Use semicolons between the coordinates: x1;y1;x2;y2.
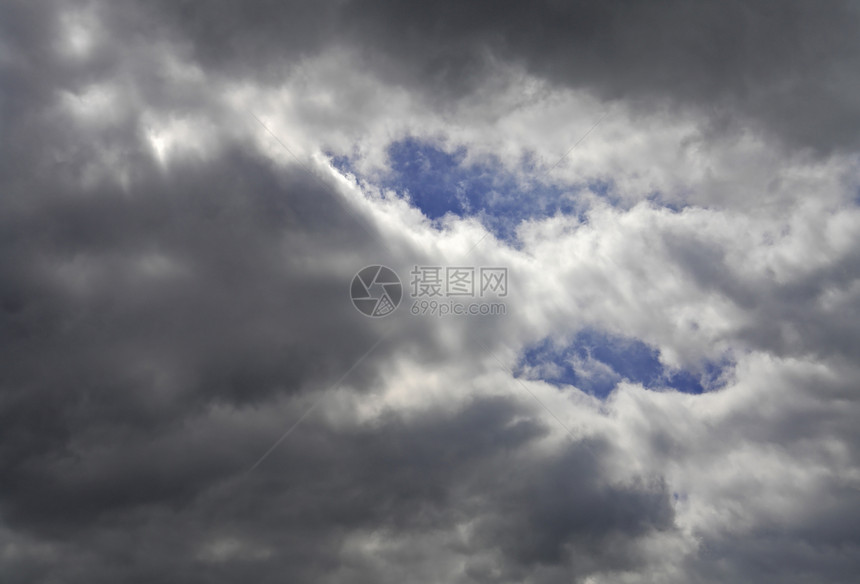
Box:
688;487;860;584
10;0;859;155
661;228;860;361
128;0;860;154
0;10;669;576
0;384;674;583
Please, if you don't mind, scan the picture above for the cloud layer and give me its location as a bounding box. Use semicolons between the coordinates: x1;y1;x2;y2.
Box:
2;1;860;582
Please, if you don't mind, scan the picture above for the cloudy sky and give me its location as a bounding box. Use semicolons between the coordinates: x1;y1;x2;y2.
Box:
3;1;860;582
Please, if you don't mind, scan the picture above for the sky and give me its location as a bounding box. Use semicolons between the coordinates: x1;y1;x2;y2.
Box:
2;1;860;582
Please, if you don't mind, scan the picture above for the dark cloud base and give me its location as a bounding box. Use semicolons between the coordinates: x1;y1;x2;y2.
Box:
145;0;860;154
0;100;670;580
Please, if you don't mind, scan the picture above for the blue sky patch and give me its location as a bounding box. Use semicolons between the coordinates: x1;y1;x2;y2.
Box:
329;138;613;242
515;329;730;398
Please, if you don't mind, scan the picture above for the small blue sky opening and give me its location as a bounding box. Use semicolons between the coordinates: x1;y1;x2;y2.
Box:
515;328;731;399
328;138;614;242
